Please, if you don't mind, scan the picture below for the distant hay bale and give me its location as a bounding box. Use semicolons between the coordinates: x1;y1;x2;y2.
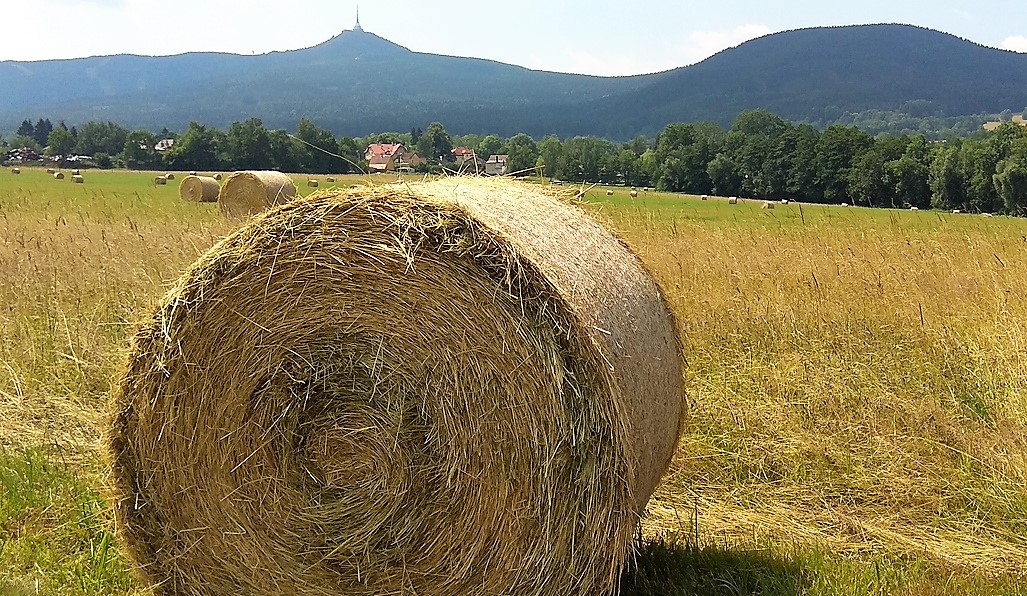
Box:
71;175;84;184
762;201;775;210
780;199;789;205
180;175;220;202
952;209;962;214
607;189;614;196
982;212;994;217
71;169;80;176
326;176;336;183
11;168;20;174
700;194;708;201
213;173;223;181
189;171;197;176
630;190;638;198
165;173;175;180
841;202;850;207
307;179;319;188
218;170;298;218
46;168;56;174
109;177;685;596
910;206;919;211
728;197;738;204
154;176;167;186
53;172;65;180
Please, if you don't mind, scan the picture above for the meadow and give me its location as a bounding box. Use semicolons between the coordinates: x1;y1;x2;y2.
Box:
1;168;1026;595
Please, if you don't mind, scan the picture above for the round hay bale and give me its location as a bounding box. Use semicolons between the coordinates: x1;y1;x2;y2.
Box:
841;202;850;207
780;199;789;205
189;171;197;176
213;173;223;181
154;176;167;186
165;173;175;180
179;175;220;202
728;197;738;204
218;170;298;218
952;209;961;214
46;168;56;174
762;201;775;210
53;172;65;180
71;175;84;184
607;189;614;196
325;176;336;183
110;177;685;595
307;179;319;188
700;194;708;201
11;168;21;174
910;206;919;211
71;169;80;175
629;190;638;198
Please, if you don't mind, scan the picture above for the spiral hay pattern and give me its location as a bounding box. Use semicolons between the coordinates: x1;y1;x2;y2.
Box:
110;177;685;595
218;170;297;218
179;175;220;202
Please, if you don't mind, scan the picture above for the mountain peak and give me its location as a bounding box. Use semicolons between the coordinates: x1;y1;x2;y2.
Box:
310;27;411;56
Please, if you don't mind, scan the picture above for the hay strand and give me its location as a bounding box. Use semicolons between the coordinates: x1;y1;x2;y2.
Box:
217;170;298;218
179;175;220;202
110;177;685;595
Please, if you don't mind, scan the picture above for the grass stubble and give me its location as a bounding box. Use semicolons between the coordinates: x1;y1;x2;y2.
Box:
0;169;1025;595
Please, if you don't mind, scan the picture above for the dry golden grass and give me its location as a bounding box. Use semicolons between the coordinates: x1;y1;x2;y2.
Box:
600;202;1027;578
1;170;1026;593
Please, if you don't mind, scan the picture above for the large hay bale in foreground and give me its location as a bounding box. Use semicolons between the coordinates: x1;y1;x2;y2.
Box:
179;175;220;202
110;177;685;595
218;170;297;218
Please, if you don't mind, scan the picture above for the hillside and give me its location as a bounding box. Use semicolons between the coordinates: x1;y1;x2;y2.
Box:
1;24;1026;138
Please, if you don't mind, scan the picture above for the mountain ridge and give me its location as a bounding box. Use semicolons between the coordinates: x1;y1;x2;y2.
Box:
2;24;1026;138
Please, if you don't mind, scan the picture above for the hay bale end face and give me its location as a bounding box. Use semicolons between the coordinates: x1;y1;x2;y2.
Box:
213;173;223;181
179;175;220;202
54;172;65;180
110;178;685;595
71;175;84;184
218;170;298;218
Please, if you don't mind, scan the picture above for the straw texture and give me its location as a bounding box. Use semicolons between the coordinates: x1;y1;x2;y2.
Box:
179;175;220;202
218;170;297;218
110;177;685;595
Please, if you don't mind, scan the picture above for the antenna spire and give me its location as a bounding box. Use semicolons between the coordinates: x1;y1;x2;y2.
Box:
354;5;363;31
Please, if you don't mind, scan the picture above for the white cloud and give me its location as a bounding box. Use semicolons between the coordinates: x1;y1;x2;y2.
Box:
1001;36;1027;52
682;24;773;65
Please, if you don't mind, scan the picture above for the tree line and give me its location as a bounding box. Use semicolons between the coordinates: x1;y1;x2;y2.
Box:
3;109;1027;214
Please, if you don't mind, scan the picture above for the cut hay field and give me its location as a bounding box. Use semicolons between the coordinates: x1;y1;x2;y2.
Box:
1;168;1026;595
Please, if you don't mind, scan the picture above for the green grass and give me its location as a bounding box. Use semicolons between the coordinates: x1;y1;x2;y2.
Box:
2;168;1026;594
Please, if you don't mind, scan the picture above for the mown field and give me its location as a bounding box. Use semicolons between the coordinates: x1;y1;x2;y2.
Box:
1;168;1026;595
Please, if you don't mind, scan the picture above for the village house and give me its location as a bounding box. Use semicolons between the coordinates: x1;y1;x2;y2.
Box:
365;143;424;172
451;147;477;165
484;154;509;176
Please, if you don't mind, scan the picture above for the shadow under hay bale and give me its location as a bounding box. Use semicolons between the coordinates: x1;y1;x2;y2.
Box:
218;170;298;218
180;175;220;202
110;177;686;596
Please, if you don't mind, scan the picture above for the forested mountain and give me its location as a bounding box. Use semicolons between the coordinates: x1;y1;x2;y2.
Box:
1;24;1026;138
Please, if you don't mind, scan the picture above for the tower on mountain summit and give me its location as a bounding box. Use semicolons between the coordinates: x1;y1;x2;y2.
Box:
354;5;363;32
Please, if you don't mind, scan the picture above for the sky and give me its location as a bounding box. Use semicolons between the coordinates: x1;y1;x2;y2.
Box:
1;0;1026;76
